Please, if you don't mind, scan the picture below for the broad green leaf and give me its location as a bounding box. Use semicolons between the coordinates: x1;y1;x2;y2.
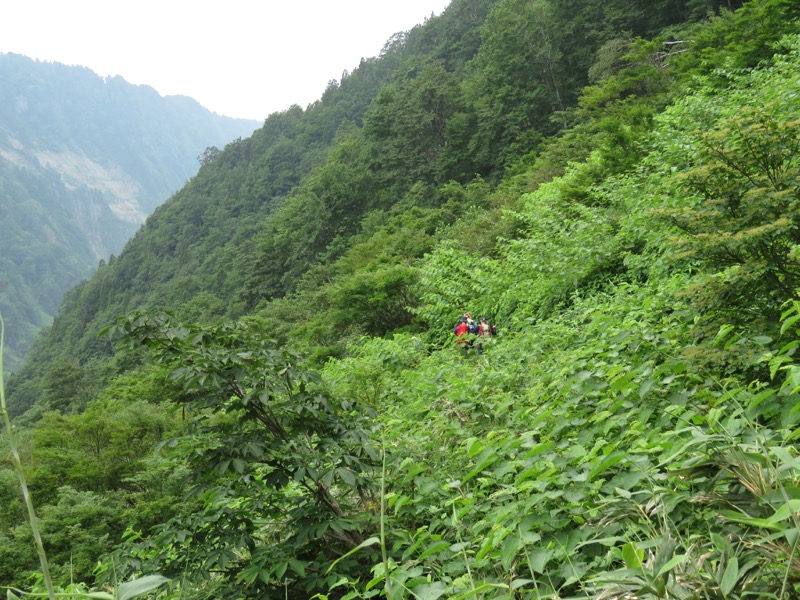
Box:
771;447;800;472
510;578;534;590
710;532;731;555
500;533;520;569
770;354;795;380
287;559;306;577
576;536;625;549
411;581;448;600
528;547;552;573
782;527;800;548
653;537;677;576
638;377;655;399
781;312;800;335
720;556;739;597
779;340;800;357
746;388;777;416
622;542;643;569
720;510;781;530
589;450;626;479
713;324;736;347
466;438;484;458
417;540;450;560
365;572;384;592
615;487;632;499
117;575;171;600
767;499;800;524
275;561;288;579
656;554;687;577
609;371;635;393
475;535;497;562
463;448;498;482
783;365;800;394
337;467;357;485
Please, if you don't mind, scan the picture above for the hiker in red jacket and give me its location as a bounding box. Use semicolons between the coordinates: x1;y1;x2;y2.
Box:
453;315;471;354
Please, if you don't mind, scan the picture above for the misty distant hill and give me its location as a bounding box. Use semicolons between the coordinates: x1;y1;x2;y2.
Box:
0;52;260;372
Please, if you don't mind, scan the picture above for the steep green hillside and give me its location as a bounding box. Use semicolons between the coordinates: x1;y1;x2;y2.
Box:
3;0;800;598
4;0;704;407
0;53;259;372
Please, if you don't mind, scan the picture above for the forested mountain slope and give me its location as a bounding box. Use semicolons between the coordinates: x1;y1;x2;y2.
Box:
5;0;704;409
0;53;259;372
3;0;800;598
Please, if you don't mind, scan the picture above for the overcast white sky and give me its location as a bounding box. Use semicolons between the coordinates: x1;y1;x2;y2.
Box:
0;1;452;122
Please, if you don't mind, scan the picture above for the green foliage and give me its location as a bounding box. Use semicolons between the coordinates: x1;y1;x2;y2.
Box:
2;313;56;597
251;181;481;362
8;4;800;599
28;397;177;504
672;0;800;79
3;576;171;600
38;487;126;584
656;45;800;324
296;31;800;599
0;163;98;374
0;469;25;531
326;264;419;335
364;61;464;188
242;125;380;303
580;37;677;112
314;274;800;598
461;0;562;172
2;317;180;591
415;172;624;339
99;310;382;597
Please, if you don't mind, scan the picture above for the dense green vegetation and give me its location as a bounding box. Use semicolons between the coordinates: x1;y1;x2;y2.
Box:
3;0;800;597
0;53;259;373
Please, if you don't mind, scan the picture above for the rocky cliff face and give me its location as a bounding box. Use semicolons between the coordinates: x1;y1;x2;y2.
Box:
3;141;144;259
0;53;260;372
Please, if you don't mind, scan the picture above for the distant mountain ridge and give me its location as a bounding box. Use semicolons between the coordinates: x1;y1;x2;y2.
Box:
0;52;260;372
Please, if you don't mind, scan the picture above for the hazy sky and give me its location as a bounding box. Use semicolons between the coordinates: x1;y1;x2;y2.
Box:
0;1;452;122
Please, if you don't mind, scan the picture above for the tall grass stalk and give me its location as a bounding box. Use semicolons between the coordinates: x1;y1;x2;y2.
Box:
0;314;56;600
379;440;393;599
